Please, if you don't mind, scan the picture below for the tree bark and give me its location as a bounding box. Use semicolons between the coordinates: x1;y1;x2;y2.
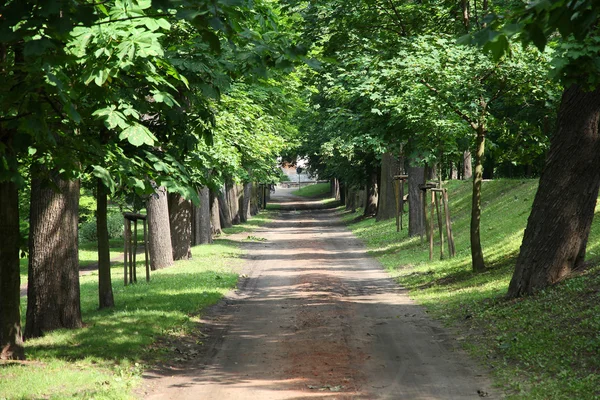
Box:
364;166;379;217
26;173;82;339
376;152;400;221
192;187;212;245
227;181;240;225
147;185;174;270
463;150;472;180
0;180;25;359
240;182;252;223
168;192;192;261
408;165;425;237
209;189;223;235
250;184;260;216
470;128;487;272
97;179;114;309
508;84;600;297
218;188;233;229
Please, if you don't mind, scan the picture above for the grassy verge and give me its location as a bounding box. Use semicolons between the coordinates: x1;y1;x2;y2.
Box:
221;209;277;235
342;179;600;399
2;233;258;399
291;182;330;197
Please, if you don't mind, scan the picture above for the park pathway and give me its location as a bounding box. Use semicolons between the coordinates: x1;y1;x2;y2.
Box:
141;187;495;399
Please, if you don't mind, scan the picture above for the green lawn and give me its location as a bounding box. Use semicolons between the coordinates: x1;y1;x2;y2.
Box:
291;182;330;197
342;179;600;399
1;211;276;400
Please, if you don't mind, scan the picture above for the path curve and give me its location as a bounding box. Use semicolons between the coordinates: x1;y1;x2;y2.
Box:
141;187;496;399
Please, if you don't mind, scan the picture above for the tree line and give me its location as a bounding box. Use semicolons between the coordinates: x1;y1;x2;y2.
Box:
0;0;302;361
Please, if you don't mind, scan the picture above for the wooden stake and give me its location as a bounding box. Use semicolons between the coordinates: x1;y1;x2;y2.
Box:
144;219;150;282
420;190;425;244
442;189;456;257
435;191;445;260
429;190;434;261
400;179;405;230
124;219;129;286
128;221;133;285
133;220;138;283
394;179;400;232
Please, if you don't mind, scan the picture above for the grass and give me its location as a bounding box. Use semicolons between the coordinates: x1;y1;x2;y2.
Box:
341;179;600;399
1;211;274;399
291;182;330;197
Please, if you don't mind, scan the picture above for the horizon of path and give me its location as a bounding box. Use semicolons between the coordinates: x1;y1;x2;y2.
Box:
141;186;496;400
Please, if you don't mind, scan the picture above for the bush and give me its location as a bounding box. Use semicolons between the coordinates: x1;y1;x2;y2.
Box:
79;212;124;243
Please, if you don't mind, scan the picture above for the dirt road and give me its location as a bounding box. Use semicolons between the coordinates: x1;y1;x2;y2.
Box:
142;188;495;399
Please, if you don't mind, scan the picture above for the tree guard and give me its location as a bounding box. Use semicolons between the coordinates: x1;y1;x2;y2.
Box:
419;184;456;261
393;175;408;232
123;213;150;285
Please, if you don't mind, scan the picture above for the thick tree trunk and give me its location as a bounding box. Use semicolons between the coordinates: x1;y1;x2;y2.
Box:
470;128;487;272
192;187;212;245
97;179;114;309
408;165;425;237
209;190;223;235
240;182;252;223
376;152;400;221
227;181;240;225
508;85;600;297
250;184;260;216
168;193;192;261
218;188;233;229
339;181;346;205
346;187;356;211
0;180;25;359
26;173;82;339
364;167;379;217
463;151;472;180
147;185;174;270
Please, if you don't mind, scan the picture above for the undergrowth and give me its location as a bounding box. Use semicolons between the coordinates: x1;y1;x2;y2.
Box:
291;182;330;197
342;179;600;399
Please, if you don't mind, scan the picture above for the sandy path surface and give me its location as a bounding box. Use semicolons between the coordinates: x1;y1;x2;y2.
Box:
141;188;496;399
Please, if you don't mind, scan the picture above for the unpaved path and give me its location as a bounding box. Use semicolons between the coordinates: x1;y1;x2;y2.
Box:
141;188;496;399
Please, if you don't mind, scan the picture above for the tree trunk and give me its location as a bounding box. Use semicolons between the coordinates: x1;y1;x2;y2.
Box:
26;173;82;339
240;182;252;223
168;193;192;261
97;179;114;309
463;150;472;180
364;166;378;217
408;165;425;237
470;128;487;272
346;187;356;211
227;181;240;225
376;152;400;221
210;190;223;235
147;185;174;270
218;188;233;229
339;181;346;205
508;84;600;297
0;180;24;359
250;184;260;216
192;187;212;245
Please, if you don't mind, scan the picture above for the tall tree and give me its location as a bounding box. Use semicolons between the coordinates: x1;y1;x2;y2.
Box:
26;172;82;338
147;185;174;270
168;192;193;260
96;179;114;309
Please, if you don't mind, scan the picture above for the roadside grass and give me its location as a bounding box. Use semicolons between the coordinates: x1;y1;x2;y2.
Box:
342;179;600;399
1;239;243;399
221;209;277;235
291;182;330;197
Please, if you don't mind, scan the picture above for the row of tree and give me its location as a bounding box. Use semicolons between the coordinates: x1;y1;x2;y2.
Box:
0;0;302;360
289;0;600;303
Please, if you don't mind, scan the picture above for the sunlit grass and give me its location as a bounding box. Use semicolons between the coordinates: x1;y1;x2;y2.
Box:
291;182;330;197
343;178;600;399
2;239;243;399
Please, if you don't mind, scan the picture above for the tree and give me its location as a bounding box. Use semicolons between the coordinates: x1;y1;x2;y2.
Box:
147;185;174;270
465;0;600;295
26;172;82;338
168;192;193;260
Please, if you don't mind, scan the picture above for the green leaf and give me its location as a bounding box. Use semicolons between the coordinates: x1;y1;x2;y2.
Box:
119;124;156;146
92;165;116;193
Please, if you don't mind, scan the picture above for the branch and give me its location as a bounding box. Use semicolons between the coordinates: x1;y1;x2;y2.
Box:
384;0;409;36
419;79;478;130
82;13;172;27
0;112;34;123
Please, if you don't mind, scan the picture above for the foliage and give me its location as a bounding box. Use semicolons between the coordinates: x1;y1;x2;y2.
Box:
342;179;600;398
79;212;124;243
